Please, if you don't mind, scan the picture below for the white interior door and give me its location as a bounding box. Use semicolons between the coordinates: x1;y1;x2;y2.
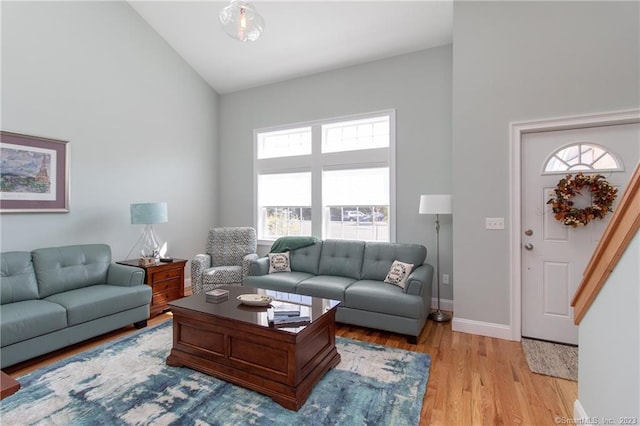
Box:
521;123;639;345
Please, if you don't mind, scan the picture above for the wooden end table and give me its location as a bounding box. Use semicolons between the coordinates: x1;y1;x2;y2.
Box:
117;259;187;316
166;287;341;411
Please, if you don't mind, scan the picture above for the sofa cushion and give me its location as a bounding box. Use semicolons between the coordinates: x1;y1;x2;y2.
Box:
296;275;356;301
244;272;314;293
0;299;68;346
344;280;423;319
360;242;426;281
32;244;112;298
45;284;152;326
1;251;39;304
290;242;323;275
318;240;365;280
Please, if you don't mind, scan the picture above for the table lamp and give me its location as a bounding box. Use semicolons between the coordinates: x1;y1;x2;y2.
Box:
130;202;168;266
419;194;452;322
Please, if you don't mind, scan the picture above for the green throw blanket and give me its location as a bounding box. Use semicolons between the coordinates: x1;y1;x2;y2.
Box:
269;236;319;253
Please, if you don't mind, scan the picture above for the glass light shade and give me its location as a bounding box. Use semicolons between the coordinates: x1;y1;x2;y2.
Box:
419;195;452;215
219;0;264;42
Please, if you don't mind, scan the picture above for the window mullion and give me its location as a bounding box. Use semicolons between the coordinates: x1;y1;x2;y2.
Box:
311;124;323;238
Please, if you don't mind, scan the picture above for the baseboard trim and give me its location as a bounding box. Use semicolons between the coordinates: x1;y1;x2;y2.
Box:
574;400;588;421
452;317;514;340
431;297;453;312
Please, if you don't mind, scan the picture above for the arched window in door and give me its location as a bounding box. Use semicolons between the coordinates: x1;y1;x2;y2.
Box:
543;142;623;174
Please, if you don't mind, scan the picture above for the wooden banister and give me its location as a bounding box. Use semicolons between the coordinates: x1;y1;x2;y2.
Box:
571;162;640;324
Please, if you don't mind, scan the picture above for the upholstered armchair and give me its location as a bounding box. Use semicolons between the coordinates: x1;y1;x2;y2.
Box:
191;227;258;294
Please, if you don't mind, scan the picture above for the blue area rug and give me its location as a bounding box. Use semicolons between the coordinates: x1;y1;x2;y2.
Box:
1;320;430;425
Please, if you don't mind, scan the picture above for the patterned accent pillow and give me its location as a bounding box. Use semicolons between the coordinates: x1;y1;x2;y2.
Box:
384;260;414;289
268;252;291;273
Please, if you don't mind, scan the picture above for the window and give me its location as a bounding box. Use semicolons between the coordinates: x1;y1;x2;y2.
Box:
257;127;311;159
257;172;311;240
323;168;389;241
543;143;623;173
322;116;389;153
255;111;395;243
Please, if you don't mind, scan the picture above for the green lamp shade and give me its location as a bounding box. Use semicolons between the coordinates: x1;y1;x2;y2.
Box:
130;202;168;225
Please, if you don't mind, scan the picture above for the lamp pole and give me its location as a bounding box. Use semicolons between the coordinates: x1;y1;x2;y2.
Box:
429;212;451;322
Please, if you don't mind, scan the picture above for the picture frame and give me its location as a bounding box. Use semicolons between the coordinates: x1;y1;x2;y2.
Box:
1;130;70;213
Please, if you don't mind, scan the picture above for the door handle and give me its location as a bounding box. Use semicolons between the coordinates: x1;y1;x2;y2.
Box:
524;243;534;250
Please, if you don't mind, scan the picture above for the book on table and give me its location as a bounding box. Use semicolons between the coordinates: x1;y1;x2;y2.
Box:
205;289;229;303
269;314;311;328
272;309;301;317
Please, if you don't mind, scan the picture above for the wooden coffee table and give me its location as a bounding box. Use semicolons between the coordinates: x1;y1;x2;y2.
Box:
166;287;341;411
1;370;20;399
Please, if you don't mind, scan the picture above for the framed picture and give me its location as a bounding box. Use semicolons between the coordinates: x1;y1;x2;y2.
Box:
1;131;69;213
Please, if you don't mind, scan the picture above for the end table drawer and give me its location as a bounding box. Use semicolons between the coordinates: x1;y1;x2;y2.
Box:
154;279;181;293
152;269;182;282
117;258;187;317
153;289;183;307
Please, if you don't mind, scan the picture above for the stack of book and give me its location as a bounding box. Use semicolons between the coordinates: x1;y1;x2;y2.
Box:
205;289;229;303
270;308;310;328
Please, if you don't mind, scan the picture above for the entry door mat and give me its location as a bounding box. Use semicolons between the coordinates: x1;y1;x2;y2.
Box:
522;338;578;382
1;320;431;425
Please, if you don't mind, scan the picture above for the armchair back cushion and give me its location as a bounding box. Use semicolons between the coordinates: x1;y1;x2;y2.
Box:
318;239;365;279
32;244;111;298
0;251;39;304
207;227;257;267
360;242;427;281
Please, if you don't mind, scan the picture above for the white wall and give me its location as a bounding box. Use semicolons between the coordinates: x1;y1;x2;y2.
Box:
1;1;219;268
578;232;639;419
218;47;454;300
452;1;640;330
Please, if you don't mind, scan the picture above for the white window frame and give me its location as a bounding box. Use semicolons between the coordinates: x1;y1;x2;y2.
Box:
542;142;624;174
254;110;396;245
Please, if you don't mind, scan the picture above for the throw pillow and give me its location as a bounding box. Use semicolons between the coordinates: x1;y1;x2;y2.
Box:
384;260;414;289
268;252;291;273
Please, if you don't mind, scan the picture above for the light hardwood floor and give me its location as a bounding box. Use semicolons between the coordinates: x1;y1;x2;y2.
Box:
4;311;577;425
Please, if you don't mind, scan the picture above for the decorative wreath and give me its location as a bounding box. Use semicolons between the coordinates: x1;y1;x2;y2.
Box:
546;172;618;228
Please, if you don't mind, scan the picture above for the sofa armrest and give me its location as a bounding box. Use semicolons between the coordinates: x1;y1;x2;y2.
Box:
247;257;269;276
405;263;434;298
107;263;145;287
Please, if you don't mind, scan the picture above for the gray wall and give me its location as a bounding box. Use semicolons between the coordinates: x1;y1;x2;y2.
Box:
579;232;639;420
219;46;453;300
452;1;640;326
1;1;219;267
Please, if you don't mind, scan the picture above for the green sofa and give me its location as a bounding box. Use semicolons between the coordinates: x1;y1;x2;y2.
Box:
244;239;433;343
0;244;152;368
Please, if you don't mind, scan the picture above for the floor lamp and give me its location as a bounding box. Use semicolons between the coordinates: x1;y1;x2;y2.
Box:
419;194;452;322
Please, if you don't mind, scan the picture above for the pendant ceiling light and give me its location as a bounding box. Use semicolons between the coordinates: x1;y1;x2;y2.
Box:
219;0;264;42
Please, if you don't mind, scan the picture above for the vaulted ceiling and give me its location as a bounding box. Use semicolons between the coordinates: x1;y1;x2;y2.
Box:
129;1;453;94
